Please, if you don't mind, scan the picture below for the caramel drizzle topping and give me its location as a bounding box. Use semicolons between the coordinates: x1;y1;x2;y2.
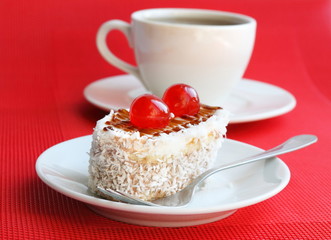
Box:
103;104;221;137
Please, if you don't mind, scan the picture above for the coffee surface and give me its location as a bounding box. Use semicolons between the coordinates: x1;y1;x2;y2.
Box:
148;16;246;26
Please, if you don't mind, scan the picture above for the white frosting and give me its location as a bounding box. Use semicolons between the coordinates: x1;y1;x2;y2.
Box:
88;108;230;201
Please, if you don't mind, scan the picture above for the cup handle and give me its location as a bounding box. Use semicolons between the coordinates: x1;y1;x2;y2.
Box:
96;20;143;85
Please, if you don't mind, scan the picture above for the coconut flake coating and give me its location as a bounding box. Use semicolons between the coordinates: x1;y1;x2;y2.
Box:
88;105;230;201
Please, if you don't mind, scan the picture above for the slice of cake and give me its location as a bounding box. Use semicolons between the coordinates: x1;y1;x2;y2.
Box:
88;104;230;201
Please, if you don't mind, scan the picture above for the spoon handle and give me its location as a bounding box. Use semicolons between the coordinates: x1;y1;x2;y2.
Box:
192;134;318;186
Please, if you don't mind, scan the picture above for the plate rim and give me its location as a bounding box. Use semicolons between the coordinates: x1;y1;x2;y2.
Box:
228;79;296;123
36;135;291;215
83;74;296;124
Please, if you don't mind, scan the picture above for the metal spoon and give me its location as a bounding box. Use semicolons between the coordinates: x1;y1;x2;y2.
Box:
97;134;317;207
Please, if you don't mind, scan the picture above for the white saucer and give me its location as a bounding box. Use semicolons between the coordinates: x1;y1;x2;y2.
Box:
36;135;290;227
84;75;296;123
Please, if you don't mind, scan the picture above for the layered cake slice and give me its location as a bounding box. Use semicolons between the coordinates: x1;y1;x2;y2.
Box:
88;84;230;201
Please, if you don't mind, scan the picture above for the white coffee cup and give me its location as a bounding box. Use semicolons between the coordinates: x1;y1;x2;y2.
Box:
97;8;256;105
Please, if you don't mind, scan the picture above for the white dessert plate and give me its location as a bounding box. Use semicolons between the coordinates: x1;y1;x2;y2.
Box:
83;74;296;123
36;135;290;227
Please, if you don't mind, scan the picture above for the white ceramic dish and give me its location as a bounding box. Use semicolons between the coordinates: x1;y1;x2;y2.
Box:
36;135;290;227
83;74;296;123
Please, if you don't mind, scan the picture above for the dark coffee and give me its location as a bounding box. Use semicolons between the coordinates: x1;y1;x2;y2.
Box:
149;16;247;26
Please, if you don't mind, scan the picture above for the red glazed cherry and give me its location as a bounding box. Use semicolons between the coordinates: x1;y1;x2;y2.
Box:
163;84;200;117
130;94;171;129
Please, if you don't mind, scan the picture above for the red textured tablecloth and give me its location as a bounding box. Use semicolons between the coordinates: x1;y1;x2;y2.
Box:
1;0;330;239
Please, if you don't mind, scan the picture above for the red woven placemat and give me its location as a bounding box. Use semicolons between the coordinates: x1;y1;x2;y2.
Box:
1;0;330;239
